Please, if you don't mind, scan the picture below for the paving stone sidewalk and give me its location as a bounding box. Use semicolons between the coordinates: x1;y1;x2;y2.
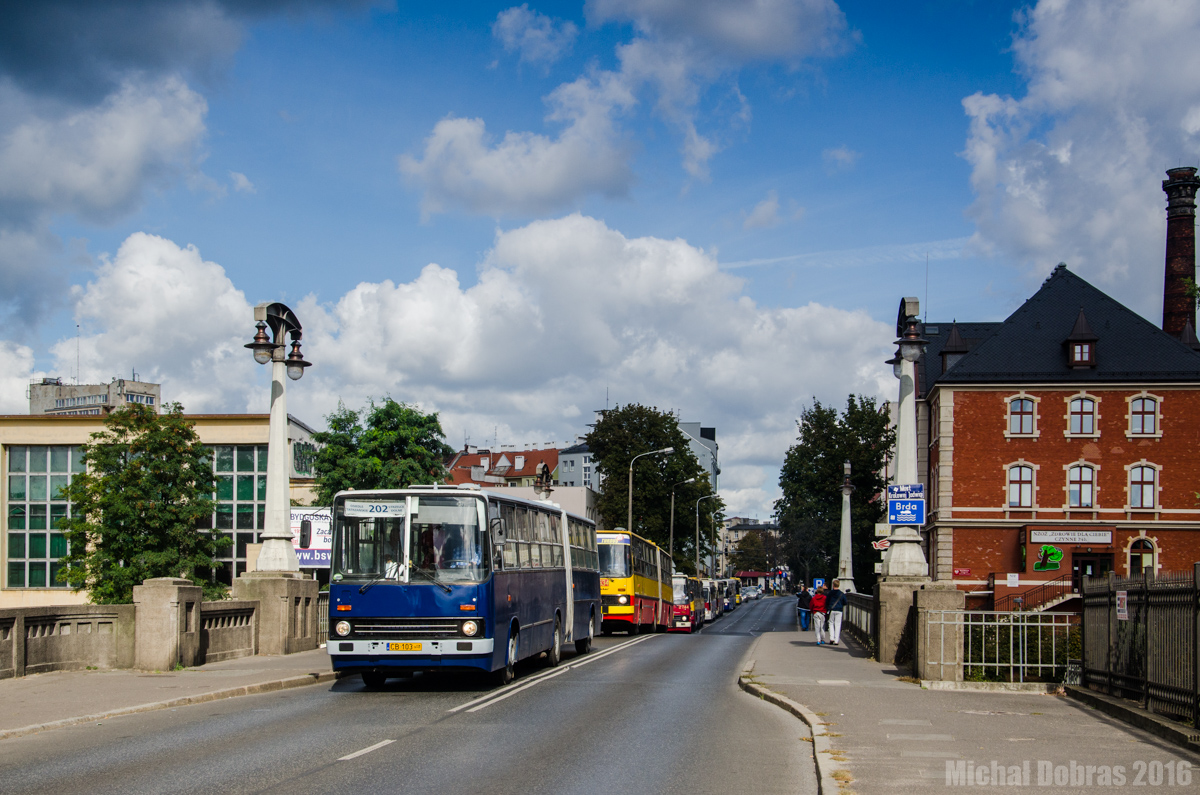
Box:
0;648;336;739
744;621;1200;794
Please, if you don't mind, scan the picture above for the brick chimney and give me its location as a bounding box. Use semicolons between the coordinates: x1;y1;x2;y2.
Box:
1162;167;1200;337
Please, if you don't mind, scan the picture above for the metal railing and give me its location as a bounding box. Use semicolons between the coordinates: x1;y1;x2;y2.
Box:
923;610;1079;683
993;573;1076;612
317;591;329;646
1081;564;1198;729
844;592;875;650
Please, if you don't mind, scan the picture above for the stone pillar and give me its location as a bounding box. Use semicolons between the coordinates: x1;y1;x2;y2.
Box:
913;585;967;681
232;572;318;655
133;577;202;671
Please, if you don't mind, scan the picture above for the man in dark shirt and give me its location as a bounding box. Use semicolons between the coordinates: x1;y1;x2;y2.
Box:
826;579;847;646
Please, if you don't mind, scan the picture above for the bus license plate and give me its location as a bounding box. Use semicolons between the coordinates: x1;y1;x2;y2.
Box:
388;642;421;652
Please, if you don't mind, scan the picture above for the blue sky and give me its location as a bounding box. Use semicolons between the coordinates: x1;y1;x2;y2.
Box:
3;1;1198;519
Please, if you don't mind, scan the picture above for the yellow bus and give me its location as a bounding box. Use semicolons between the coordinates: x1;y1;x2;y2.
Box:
598;530;673;634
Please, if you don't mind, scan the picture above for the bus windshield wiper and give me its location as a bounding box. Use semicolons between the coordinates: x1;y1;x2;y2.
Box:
359;575;386;594
410;566;452;593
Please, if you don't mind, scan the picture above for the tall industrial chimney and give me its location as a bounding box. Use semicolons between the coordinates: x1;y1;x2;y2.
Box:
1162;167;1200;338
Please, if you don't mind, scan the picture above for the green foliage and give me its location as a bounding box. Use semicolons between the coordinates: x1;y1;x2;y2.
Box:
730;531;769;572
775;395;895;590
311;398;455;504
59;403;227;604
585;403;720;571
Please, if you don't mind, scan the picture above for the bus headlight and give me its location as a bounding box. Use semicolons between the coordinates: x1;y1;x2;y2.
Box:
617;595;628;605
462;620;479;637
335;621;351;637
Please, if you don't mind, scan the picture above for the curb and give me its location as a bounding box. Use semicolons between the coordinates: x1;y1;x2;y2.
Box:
738;674;847;795
0;671;339;741
1064;685;1200;755
922;680;1064;694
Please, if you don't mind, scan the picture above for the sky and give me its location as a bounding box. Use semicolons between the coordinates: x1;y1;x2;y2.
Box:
3;0;1200;521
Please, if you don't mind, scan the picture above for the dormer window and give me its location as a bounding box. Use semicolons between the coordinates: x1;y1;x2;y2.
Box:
1065;307;1098;368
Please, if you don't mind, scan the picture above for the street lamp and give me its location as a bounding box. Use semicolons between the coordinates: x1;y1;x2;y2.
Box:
883;306;929;579
837;460;856;593
695;494;718;577
668;477;695;569
627;446;673;536
244;302;310;573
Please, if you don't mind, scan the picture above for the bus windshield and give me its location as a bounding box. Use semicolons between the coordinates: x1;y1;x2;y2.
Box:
598;543;631;578
671;578;690;604
332;509;404;581
409;495;488;584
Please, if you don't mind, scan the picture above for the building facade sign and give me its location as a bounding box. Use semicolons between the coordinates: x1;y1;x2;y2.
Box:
1028;529;1112;545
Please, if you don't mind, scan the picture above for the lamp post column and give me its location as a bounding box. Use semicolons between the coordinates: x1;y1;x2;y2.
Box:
627;447;673;537
883;312;929;579
837;461;856;593
257;354;298;572
695;494;716;577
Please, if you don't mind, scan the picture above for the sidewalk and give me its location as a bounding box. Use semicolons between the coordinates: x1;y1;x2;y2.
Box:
0;648;336;740
743;622;1200;794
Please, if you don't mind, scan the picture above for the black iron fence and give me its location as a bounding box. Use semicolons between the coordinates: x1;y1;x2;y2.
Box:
1081;563;1199;729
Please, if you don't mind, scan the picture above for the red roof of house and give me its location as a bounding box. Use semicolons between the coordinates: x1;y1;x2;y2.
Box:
445;447;559;485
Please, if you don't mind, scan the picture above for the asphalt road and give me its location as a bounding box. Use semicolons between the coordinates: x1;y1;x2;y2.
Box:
0;597;815;795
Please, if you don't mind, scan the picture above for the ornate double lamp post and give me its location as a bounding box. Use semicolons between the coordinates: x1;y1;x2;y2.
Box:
244;303;311;573
627;446;673;535
882;307;929;579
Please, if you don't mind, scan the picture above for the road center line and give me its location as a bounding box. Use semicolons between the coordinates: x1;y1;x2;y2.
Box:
338;739;394;761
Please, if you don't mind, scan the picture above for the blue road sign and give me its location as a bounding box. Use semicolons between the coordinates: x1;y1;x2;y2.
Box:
888;499;925;525
887;484;924;500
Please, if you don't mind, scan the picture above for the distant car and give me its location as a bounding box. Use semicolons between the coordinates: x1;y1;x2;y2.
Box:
745;586;760;600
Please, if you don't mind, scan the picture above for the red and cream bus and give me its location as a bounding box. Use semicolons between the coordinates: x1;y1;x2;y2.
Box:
669;573;703;632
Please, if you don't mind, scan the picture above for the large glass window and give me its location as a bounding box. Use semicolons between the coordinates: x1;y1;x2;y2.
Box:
1008;465;1033;508
598;540;631;578
206;444;269;584
6;445;83;588
1068;465;1094;508
1129;466;1156;508
1009;398;1034;434
408;494;487;583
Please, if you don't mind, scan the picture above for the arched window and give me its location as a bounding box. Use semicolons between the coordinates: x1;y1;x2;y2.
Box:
1130;397;1157;435
1069;397;1095;434
1130;539;1154;574
1008;465;1033;508
1068;465;1094;508
1009;398;1034;435
1129;466;1156;508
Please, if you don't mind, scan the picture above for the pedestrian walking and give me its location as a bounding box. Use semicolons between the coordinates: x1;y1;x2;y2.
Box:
811;584;828;644
826;579;846;646
796;585;812;630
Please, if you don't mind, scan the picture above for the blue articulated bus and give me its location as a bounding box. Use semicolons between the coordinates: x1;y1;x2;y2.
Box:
327;484;600;688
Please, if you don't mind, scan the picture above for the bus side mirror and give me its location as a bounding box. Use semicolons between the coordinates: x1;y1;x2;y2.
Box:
299;519;311;549
490;518;506;547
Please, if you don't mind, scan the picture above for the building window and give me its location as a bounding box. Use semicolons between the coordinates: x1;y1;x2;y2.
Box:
206;444;269;584
1071;342;1094;366
6;445;84;588
1129;465;1156;509
1129;538;1154;575
1130;397;1157;435
1008;465;1033;508
1008;398;1035;435
1068;397;1095;434
1068;465;1094;508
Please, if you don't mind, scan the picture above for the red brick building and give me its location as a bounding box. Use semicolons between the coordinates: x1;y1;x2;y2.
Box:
915;268;1200;609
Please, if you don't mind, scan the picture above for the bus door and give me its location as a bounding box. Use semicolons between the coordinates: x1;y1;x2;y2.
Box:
559;508;574;643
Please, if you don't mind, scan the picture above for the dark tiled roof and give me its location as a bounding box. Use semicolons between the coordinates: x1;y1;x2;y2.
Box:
559;442;589;455
917;321;1003;396
933;265;1200;385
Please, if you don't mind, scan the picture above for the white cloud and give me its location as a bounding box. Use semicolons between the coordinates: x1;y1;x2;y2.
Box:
404;0;852;214
230;171;256;193
0;341;38;414
493;5;579;66
962;0;1200;317
397;72;635;218
822;144;859;171
4;216;892;519
743;190;782;229
50;232;259;413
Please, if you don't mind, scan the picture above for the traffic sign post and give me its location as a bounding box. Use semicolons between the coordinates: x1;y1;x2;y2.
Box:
887;484;925;526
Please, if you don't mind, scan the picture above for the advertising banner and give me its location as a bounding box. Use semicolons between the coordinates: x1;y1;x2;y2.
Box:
291;507;332;568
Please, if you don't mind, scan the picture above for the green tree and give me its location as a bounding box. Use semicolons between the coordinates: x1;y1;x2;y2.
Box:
585;403;720;572
775;395;895;590
59;403;227;604
730;530;769;572
311;398;455;504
